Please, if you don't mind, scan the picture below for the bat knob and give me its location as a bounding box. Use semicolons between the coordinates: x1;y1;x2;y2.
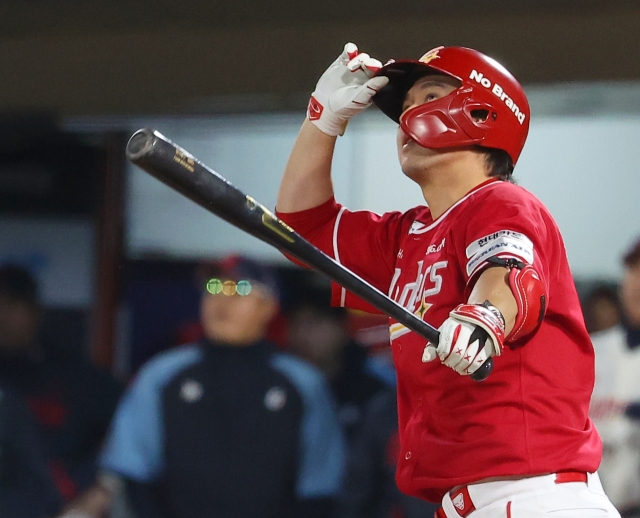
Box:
126;129;156;160
470;357;493;382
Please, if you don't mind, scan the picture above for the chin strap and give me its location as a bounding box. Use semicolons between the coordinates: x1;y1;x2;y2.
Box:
486;256;547;342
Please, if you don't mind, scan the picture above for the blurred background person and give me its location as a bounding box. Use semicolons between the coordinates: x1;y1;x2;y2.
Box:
64;255;345;518
0;264;123;507
0;386;63;518
590;237;640;517
339;387;439;518
286;288;388;444
285;282;438;518
583;284;622;335
285;281;436;517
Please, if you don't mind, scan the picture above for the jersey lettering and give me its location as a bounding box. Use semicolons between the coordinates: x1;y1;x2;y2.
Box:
426;238;446;255
389;260;448;341
422;261;446;301
390;260;447;312
397;260;424;308
389;268;402;300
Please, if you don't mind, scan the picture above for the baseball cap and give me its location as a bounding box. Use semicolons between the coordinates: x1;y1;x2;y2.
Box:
197;255;281;301
623;237;640;267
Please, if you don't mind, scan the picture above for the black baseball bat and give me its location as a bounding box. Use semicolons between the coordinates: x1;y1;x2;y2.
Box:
125;128;493;381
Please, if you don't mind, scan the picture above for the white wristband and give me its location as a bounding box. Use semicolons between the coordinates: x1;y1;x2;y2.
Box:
307;96;347;137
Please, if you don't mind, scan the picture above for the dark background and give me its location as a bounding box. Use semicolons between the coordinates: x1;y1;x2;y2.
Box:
1;0;639;117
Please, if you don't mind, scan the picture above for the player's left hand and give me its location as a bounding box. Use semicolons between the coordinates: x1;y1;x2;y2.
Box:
422;302;505;376
308;42;389;136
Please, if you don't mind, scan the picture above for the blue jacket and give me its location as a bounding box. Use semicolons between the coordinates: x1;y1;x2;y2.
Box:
100;340;345;518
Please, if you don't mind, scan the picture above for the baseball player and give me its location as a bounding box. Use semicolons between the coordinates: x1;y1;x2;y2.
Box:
276;43;620;517
590;238;640;515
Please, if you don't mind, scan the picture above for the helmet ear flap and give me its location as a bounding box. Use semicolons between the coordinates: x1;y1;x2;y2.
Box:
448;89;495;141
400;85;512;154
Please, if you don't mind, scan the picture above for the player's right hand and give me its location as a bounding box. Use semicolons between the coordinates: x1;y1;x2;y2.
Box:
308;43;389;137
422;302;505;376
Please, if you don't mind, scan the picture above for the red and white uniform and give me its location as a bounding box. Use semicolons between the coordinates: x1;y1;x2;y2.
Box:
277;178;601;503
590;325;640;511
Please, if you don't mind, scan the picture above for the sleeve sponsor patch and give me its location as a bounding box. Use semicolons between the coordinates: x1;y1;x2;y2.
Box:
465;230;534;278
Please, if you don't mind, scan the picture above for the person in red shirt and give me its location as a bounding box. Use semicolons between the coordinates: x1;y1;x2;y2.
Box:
276;43;620;517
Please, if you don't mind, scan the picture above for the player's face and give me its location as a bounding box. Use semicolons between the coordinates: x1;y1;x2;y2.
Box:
396;74;462;179
200;283;278;345
621;262;640;326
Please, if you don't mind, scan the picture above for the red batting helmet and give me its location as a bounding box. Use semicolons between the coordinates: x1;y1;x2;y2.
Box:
372;46;530;164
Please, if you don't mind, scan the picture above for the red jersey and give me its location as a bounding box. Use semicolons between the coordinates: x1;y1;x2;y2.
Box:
277;178;601;502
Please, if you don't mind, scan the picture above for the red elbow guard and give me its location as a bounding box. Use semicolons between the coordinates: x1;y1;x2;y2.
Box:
486;256;547;342
506;262;547;341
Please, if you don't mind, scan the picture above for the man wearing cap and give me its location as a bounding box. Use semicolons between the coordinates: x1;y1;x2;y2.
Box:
63;255;345;518
590;238;640;516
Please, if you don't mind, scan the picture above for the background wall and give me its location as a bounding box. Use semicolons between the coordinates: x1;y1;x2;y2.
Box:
2;0;640;117
119;82;640;281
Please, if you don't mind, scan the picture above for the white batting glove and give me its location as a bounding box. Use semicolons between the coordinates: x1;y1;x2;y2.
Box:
308;42;389;136
422;302;505;376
